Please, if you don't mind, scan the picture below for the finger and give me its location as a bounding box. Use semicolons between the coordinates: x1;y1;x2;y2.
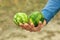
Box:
38;21;42;25
26;25;36;32
36;21;42;28
19;23;24;27
29;20;36;31
29;20;35;27
19;23;23;26
30;23;37;31
24;23;32;31
29;22;35;31
31;21;45;32
30;21;42;32
37;21;43;27
19;23;25;29
29;22;41;32
29;21;40;32
19;23;31;31
29;27;40;32
24;23;29;29
30;23;34;27
36;21;43;31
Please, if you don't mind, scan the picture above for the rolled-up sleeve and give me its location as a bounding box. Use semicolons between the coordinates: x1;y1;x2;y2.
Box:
42;0;60;23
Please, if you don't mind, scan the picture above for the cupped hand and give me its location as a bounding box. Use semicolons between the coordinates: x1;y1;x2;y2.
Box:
19;20;46;32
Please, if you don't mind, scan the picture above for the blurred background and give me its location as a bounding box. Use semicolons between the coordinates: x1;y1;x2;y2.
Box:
0;0;60;40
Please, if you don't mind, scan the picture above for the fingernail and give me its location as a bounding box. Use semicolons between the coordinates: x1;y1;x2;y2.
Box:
19;23;22;25
31;23;34;25
24;23;28;25
39;21;42;23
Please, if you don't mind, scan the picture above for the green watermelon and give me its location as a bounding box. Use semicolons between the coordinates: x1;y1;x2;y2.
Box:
13;12;28;25
29;11;44;27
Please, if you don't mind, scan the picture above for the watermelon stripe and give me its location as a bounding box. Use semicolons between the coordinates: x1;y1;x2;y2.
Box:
13;12;28;25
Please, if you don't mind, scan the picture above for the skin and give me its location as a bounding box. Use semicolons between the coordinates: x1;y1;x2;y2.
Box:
19;20;46;32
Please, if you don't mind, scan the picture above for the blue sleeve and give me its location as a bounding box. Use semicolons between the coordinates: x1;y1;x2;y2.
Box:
41;0;60;23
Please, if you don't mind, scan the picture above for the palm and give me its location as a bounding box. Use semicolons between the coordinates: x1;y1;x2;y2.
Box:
19;20;46;32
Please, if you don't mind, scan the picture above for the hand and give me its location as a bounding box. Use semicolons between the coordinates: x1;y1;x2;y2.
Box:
19;20;46;32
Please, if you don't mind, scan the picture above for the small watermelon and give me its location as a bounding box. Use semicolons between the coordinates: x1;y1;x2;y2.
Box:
13;12;28;25
29;11;44;27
